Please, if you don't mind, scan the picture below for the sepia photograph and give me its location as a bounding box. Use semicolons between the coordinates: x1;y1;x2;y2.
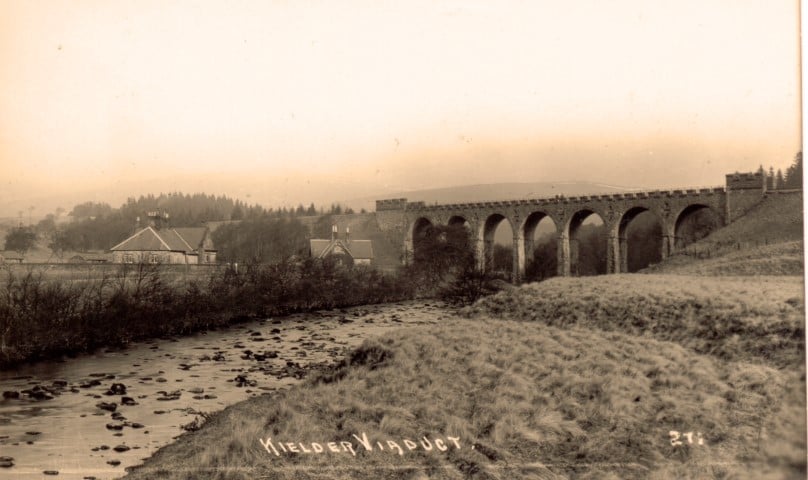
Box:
0;1;804;479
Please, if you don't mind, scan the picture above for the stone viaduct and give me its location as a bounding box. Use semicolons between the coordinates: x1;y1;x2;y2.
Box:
374;172;768;282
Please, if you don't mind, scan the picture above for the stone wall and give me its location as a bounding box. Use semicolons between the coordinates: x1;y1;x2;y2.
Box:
725;172;766;222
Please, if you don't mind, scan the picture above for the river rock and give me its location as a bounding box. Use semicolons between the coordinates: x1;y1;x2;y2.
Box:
113;445;130;452
156;390;181;401
0;457;13;468
43;470;58;475
96;402;117;412
23;387;54;401
121;396;137;406
106;383;126;395
106;460;121;466
2;391;19;399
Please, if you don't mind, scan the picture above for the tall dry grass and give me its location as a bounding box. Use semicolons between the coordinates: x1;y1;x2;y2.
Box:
463;274;804;369
645;241;803;276
125;317;805;479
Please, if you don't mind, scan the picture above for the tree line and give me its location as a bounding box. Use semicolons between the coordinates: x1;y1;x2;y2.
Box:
760;151;802;190
3;192;360;256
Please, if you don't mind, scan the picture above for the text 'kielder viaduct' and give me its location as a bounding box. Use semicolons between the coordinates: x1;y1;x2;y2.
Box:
374;171;774;282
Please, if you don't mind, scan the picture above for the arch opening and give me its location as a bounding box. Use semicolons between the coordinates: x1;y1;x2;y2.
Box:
523;212;557;282
411;217;434;262
674;205;721;250
568;210;607;276
619;207;663;272
483;214;513;279
448;216;470;228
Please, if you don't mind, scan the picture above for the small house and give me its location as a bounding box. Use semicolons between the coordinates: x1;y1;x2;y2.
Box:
309;226;373;266
110;226;217;265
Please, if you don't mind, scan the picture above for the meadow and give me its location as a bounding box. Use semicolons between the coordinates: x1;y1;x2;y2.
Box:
125;274;806;480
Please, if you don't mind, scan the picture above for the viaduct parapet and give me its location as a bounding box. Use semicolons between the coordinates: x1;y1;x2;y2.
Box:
375;171;768;282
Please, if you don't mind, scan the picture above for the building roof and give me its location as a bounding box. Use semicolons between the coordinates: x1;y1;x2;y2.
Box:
310;238;373;260
172;227;209;249
110;226;214;252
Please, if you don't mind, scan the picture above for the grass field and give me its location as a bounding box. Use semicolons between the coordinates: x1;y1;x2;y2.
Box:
125;274;806;480
0;262;218;288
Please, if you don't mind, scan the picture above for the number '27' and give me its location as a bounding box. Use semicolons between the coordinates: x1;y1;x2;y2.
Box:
669;431;705;446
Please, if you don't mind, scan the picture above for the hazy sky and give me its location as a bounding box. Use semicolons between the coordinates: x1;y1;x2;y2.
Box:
0;0;801;217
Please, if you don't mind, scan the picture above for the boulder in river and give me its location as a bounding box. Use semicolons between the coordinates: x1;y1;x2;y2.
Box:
105;383;127;395
96;402;117;412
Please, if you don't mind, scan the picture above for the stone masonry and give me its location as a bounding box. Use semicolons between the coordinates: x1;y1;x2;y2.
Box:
374;171;768;283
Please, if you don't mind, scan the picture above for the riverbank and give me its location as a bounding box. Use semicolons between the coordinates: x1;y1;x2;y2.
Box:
0;261;414;368
0;300;451;479
123;274;806;480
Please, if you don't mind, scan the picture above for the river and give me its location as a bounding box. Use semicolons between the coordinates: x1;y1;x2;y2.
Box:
0;301;448;479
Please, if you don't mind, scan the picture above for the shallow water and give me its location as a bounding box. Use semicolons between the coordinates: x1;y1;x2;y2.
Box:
0;301;447;479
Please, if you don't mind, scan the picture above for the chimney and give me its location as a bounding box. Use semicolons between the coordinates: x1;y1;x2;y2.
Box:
331;224;337;241
345;226;350;243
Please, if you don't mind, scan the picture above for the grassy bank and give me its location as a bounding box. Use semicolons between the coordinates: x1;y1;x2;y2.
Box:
645;241;803;276
125;316;806;479
463;275;804;368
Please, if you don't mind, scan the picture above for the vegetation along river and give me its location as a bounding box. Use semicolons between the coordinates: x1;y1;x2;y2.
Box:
0;301;449;479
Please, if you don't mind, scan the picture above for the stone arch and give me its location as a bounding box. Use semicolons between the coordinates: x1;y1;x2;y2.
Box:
521;211;558;281
616;206;663;272
405;216;434;264
673;204;722;250
478;213;512;273
448;215;470;228
562;208;607;276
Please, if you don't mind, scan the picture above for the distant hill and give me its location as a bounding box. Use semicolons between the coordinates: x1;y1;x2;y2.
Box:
343;181;638;212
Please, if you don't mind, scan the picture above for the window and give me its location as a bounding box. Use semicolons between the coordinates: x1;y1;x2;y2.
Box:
149;254;160;264
123;254;135;264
